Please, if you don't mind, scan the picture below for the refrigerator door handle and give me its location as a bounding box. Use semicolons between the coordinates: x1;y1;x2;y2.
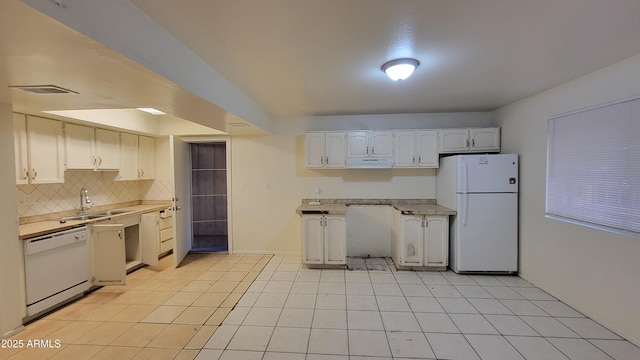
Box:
461;192;468;226
461;159;469;194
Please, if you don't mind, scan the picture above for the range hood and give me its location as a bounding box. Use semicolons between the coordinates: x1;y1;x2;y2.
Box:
346;157;395;169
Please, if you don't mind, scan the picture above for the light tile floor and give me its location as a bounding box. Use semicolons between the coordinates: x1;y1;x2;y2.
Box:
4;253;640;360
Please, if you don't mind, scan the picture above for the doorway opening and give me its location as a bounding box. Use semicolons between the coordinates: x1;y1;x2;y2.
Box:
190;142;228;252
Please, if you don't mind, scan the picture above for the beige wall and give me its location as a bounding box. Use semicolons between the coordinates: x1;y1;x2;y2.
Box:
0;103;25;337
495;53;640;345
229;112;494;254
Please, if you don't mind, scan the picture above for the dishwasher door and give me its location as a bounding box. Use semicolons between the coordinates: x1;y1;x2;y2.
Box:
24;226;91;316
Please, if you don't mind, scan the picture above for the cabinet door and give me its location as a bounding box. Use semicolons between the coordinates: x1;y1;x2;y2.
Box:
324;215;346;265
347;131;369;157
118;132;139;180
470;128;500;152
438;129;469;153
324;132;346;168
91;224;126;286
64;123;95;169
370;131;393;157
13;113;29;184
27;116;65;183
138;136;155;179
140;213;159;266
400;215;423;265
424;216;449;267
304;132;325;168
301;215;324;264
94;128;120;170
394;131;416;167
416;130;439;167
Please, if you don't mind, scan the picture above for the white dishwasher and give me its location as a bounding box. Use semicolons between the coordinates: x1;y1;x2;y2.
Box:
24;226;91;319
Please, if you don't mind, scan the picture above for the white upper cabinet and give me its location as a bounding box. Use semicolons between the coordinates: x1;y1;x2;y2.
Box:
370;131;393;157
64;123;120;170
439;127;500;153
118;132;139;180
64;123;96;170
347;131;393;158
14;114;65;184
438;128;470;153
138;136;155;179
346;131;369;158
469;128;501;152
94;129;120;170
304;132;345;168
394;130;439;168
117;134;155;180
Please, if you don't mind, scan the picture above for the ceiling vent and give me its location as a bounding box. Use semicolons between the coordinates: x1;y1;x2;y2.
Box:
9;85;78;95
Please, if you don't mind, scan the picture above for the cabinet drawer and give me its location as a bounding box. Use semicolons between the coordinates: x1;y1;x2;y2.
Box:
159;217;172;229
160;238;174;252
160;228;173;242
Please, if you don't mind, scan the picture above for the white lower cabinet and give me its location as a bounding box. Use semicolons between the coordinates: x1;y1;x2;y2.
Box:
301;214;346;265
392;210;449;269
91;213;159;286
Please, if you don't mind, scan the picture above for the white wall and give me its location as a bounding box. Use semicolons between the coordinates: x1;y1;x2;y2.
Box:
0;103;25;337
229;112;493;254
495;53;640;345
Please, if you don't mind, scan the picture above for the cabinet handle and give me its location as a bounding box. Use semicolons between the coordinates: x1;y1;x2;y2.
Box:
366;145;369;154
321;156;324;165
118;230;122;239
98;156;103;165
32;169;37;180
92;156;97;165
372;147;375;154
23;168;29;180
412;156;415;164
466;139;469;148
141;169;144;177
471;139;475;147
418;155;421;163
326;156;329;164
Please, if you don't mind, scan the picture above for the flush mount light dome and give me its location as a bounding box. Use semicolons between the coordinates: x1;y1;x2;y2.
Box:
381;58;420;81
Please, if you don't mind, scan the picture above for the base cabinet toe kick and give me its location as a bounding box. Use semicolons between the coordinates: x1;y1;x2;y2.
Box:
296;200;454;270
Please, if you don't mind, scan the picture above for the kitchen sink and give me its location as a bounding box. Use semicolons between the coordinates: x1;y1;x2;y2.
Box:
59;214;104;222
59;209;132;222
93;210;131;216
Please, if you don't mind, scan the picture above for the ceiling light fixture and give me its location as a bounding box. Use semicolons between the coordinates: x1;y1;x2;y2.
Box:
381;58;420;81
136;107;166;115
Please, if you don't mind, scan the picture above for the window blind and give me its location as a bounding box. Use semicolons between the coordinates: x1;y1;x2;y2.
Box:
546;97;640;236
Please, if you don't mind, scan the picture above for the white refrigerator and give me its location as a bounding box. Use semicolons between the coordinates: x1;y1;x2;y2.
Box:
436;154;518;273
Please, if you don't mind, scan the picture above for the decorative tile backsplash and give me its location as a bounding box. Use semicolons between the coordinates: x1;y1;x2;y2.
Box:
17;171;173;217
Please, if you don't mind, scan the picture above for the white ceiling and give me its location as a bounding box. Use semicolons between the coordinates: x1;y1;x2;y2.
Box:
3;0;640;132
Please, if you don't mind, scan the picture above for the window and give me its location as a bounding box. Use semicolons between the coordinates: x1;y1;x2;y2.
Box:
546;97;640;236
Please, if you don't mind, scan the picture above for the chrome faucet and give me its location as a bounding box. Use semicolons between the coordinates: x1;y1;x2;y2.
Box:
79;187;93;214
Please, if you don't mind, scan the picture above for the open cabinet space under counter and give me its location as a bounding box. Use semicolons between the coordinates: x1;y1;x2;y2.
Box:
296;199;455;270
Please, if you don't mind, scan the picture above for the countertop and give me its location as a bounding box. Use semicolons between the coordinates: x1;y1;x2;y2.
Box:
19;204;171;240
295;199;455;216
